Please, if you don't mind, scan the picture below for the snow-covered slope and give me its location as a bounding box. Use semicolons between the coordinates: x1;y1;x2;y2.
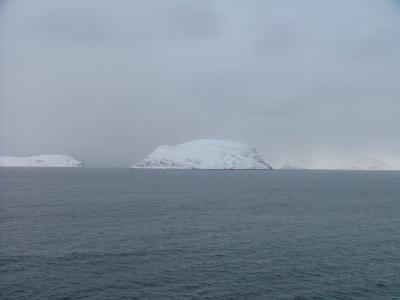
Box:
279;157;400;170
340;158;400;171
0;155;84;167
132;139;272;169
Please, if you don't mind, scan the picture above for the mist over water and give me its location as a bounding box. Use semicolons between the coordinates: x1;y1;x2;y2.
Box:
1;168;400;299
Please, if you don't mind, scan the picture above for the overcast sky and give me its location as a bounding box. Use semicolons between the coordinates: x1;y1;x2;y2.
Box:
0;0;399;167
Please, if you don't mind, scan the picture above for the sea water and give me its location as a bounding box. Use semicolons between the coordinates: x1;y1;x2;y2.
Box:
1;168;399;299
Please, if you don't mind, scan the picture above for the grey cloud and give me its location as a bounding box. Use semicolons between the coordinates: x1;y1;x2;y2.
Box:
21;9;110;45
168;2;222;38
0;0;399;167
342;29;400;61
255;24;301;55
2;0;222;48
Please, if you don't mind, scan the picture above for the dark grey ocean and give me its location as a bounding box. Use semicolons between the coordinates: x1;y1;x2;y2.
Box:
1;168;399;300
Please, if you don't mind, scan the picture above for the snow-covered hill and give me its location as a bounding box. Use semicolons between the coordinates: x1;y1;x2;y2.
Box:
0;155;84;167
132;139;272;169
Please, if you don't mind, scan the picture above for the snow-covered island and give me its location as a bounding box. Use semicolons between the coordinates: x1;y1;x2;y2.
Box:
0;154;84;167
132;139;272;170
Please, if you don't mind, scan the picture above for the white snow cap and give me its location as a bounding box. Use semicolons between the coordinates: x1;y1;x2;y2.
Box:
0;154;84;167
133;139;272;169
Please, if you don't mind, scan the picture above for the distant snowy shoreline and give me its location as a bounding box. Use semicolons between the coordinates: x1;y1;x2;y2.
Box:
1;144;398;170
0;155;83;167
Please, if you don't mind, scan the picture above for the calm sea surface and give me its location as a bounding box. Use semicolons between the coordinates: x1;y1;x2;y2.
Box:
1;168;399;299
